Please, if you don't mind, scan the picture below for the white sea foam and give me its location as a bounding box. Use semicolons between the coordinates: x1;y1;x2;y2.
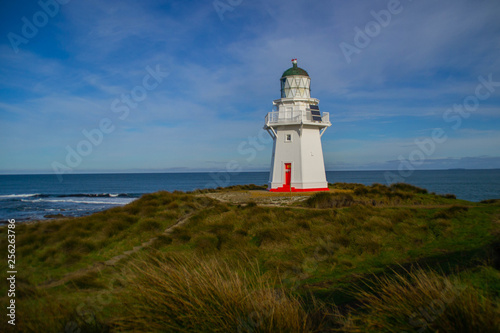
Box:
0;193;40;198
21;198;135;205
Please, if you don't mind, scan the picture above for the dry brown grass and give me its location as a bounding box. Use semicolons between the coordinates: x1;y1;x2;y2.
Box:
112;254;323;332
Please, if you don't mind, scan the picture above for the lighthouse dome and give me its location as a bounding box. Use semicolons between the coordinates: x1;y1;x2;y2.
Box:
280;59;311;98
282;60;309;77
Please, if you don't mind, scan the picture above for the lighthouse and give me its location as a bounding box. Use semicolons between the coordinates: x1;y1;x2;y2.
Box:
264;59;331;192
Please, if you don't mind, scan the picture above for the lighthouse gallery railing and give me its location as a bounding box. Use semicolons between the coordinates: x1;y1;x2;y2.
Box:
265;110;330;126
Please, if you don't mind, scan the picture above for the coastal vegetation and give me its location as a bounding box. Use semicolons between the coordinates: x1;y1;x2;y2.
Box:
0;183;499;332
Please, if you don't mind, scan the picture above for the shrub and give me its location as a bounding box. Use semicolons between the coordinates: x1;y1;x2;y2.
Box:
222;184;268;191
390;183;428;194
353;186;369;196
331;182;361;190
371;183;391;194
307;192;355;209
113;255;318;332
480;199;500;204
390;190;412;200
138;218;161;231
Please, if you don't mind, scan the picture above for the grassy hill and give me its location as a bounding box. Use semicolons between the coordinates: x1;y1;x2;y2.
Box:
1;183;499;332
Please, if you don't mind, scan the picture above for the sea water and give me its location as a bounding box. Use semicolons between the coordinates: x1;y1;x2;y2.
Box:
1;169;499;222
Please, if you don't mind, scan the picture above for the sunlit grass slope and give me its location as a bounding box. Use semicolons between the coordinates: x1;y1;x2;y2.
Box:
0;183;498;332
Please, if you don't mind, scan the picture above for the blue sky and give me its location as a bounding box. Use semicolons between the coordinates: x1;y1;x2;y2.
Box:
1;0;499;174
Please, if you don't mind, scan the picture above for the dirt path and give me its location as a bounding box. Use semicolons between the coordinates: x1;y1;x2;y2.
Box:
41;211;195;289
41;191;470;289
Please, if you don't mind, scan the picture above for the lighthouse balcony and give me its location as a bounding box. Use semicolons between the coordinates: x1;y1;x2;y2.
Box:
265;110;330;127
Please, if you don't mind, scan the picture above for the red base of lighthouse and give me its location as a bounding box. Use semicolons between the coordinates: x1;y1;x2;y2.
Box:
269;186;330;193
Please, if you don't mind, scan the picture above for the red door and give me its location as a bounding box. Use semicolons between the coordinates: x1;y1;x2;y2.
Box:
284;163;291;188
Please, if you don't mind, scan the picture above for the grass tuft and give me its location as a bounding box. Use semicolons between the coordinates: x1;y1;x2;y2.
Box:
150;234;173;249
433;205;469;219
138;218;162;231
440;193;457;199
60;238;96;254
192;233;219;252
336;267;500;332
113;254;320;332
103;218;130;237
390;182;428;194
481;199;500;204
68;271;104;289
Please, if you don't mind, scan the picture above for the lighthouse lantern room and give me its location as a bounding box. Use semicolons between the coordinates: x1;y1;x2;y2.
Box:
264;59;331;192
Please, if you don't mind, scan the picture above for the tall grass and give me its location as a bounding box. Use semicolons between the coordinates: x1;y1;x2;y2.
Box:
337;267;500;332
113;254;322;332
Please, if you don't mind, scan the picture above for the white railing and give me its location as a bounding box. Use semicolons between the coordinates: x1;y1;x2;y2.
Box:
265;111;330;126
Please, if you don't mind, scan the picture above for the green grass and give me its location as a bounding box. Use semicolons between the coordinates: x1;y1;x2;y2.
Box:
2;191;215;285
326;182;465;206
306;192;355;208
0;183;499;332
335;267;500;332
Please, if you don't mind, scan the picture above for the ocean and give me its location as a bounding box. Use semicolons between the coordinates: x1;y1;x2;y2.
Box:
1;169;499;222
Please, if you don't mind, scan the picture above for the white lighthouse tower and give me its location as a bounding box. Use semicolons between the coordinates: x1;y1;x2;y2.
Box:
264;59;331;192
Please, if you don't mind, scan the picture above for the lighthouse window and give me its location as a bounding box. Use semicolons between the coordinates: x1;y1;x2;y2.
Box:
285;134;292;142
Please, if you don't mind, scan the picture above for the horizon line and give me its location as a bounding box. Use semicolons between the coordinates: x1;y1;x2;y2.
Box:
1;167;499;177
